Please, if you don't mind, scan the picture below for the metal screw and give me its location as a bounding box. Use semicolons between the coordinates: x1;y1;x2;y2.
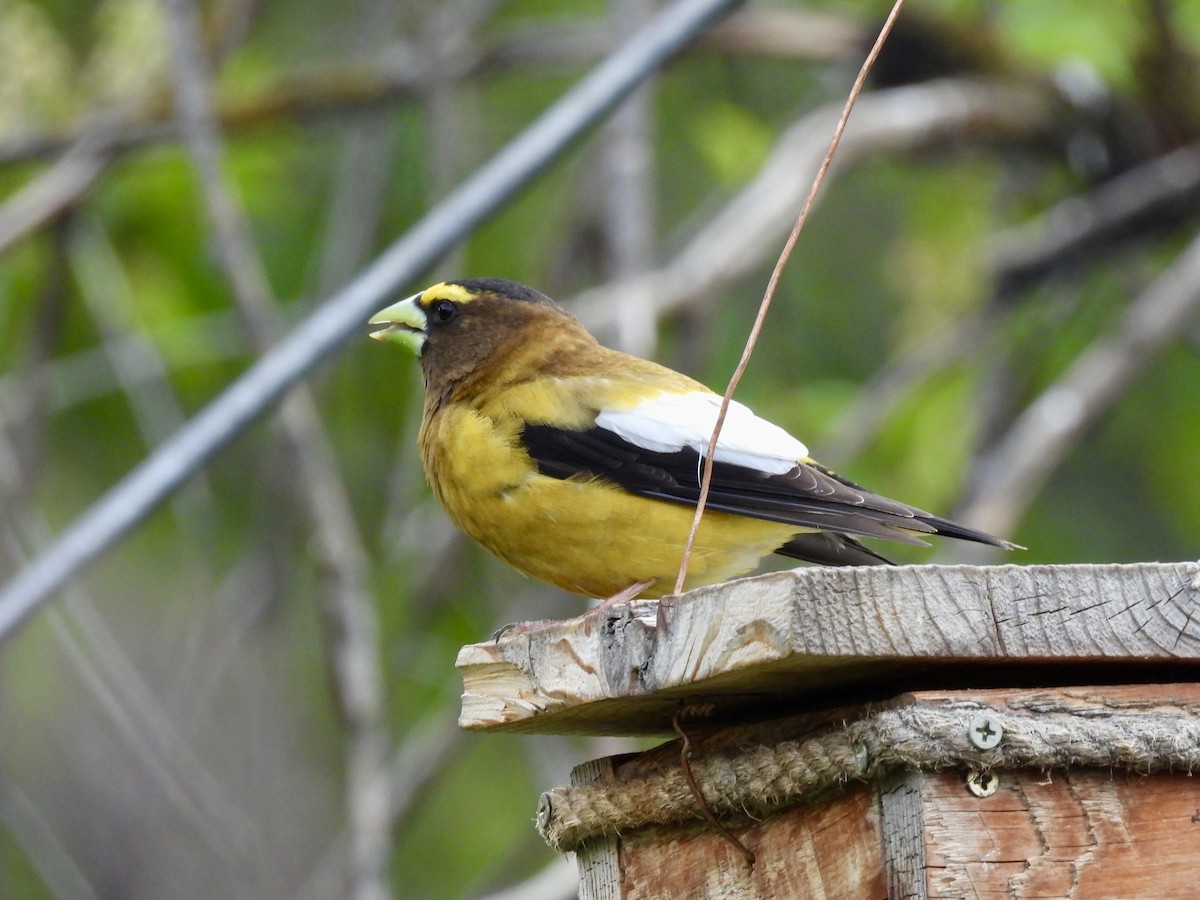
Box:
966;769;999;798
968;714;1004;750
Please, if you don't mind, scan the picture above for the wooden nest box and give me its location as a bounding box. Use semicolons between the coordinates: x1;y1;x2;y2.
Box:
457;562;1200;898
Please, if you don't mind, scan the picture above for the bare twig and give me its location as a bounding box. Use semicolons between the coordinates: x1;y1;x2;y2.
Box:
674;0;907;594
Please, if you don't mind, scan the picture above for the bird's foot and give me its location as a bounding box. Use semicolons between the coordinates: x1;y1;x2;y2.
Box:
491;580;657;641
490;618;559;641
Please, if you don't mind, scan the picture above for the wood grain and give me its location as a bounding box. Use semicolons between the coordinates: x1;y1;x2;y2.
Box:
920;769;1200;898
879;771;926;900
615;783;885;900
458;562;1200;734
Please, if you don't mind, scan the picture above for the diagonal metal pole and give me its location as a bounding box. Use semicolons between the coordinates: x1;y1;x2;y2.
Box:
0;0;745;644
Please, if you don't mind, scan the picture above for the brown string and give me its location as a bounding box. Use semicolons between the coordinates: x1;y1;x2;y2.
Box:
674;0;909;595
673;707;756;867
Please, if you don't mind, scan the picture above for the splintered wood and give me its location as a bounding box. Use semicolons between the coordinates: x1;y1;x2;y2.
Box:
457;562;1200;734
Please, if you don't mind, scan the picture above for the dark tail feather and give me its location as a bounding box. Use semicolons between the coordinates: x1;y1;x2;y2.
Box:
915;514;1023;550
776;532;895;567
776;515;1021;567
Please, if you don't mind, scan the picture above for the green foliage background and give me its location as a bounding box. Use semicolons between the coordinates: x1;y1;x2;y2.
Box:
1;0;1199;896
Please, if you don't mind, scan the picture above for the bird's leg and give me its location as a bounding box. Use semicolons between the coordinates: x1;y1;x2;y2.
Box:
594;579;655;609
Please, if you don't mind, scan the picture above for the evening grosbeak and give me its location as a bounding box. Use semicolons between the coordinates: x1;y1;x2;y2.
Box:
370;278;1016;601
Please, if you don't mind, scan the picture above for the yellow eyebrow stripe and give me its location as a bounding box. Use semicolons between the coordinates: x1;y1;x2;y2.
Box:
422;282;478;305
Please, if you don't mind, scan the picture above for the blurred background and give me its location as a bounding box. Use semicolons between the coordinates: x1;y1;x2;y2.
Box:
2;0;1199;896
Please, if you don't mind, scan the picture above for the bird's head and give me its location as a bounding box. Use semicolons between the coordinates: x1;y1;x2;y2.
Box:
369;278;582;393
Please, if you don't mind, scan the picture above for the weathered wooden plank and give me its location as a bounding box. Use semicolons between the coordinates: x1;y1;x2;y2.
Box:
458;562;1200;734
571;757;622;900
879;772;927;900
611;783;884;899
890;686;1200;898
920;769;1200;898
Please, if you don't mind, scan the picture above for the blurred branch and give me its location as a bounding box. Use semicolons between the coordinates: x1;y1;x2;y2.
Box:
992;143;1200;301
209;0;265;62
821;311;997;463
416;0;504;280
46;599;266;867
0;481;263;880
956;227;1200;541
314;0;413;295
315;113;398;294
0;133;112;256
0;223;69;517
571;78;1062;332
0;6;851;169
161;0;277;330
160;0;391;897
491;6;858;68
602;0;659;357
296;690;468;900
0;311;247;422
69;218;218;525
0;776;99;899
825;143;1200;466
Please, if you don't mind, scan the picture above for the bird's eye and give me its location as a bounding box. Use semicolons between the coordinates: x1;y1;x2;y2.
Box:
433;300;457;323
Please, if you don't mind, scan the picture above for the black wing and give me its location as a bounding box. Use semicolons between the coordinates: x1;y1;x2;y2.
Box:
521;423;1012;561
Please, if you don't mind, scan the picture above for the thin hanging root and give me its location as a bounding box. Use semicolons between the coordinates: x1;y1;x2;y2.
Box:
672;706;756;868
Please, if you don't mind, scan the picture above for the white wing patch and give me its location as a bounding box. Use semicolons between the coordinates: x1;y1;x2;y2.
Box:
595;392;807;475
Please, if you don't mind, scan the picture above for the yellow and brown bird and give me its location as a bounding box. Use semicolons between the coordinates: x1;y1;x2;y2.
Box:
370;278;1016;601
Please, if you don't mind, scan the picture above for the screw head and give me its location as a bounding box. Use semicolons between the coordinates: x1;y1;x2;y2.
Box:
966;769;999;798
968;714;1004;750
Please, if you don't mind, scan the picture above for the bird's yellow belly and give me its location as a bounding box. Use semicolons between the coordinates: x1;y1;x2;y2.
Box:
420;407;795;597
457;475;794;597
